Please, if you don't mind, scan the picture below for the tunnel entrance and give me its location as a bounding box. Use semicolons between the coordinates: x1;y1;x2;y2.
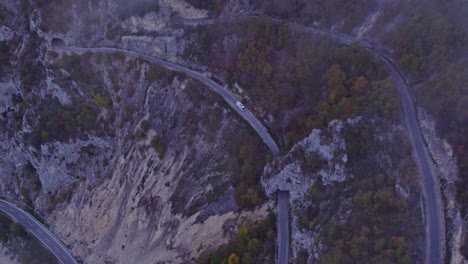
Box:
51;38;65;49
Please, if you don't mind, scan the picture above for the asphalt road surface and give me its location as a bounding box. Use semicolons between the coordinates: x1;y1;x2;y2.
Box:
55;44;280;156
277;191;290;264
0;200;77;264
177;17;444;264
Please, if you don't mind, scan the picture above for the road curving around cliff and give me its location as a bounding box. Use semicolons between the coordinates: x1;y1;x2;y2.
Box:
0;200;78;264
291;25;445;264
52;41;280;156
176;16;444;264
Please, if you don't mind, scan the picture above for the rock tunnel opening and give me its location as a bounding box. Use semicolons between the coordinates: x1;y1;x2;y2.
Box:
51;38;65;49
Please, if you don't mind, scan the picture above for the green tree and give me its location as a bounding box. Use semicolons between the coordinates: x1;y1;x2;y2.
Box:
146;65;160;82
241;188;262;207
94;93;111;107
262;63;272;79
151;137;167;159
10;222;27;238
22;162;36;178
248;238;261;254
40;130;49;142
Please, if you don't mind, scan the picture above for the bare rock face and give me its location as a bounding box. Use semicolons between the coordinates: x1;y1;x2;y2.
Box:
161;0;208;19
119;0;208;35
121;35;179;61
0;1;274;263
264;162;313;201
0;244;17;264
263;118;357;197
0;25;14;41
122;12;167;33
301;119;351;184
418;109;466;264
45;76;71;105
0;80;21;116
35;137;113;192
418;110;459;183
0;9;263;261
24;52;266;263
262;117;360;262
222;0;254;14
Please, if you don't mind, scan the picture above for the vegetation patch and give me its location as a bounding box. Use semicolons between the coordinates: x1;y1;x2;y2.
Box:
198;213;276;264
53;53;103;89
222;125;269;209
0;41;10;68
28;97;100;148
184;19;398;149
33;0;73;33
298;120;423;263
151;136;167;159
382;1;468;79
253;0;373;31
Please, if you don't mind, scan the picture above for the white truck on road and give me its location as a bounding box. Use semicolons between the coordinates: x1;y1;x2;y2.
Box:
236;101;245;111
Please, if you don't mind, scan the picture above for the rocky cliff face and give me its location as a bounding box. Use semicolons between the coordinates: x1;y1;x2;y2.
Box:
418;109;466;264
2;1;464;263
262;118;356;199
262;118;358;262
262;117;426;263
0;1;272;263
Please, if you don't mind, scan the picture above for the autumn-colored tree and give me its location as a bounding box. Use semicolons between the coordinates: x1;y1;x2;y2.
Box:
326;64;347;104
326;64;347;89
238;42;264;73
293;62;310;85
329;84;347;104
198;217;276;264
228;253;240;264
239;227;249;240
237;39;274;83
241;188;263;207
351;75;369;96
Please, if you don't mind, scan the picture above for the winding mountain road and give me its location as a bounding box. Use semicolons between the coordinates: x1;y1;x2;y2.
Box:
54;44;280;156
50;15;444;263
0;37;281;264
292;24;444;264
176;16;444;264
0;200;77;264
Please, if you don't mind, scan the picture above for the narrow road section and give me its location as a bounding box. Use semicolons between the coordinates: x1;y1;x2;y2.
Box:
277;191;290;264
53;43;280;155
0;200;78;264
